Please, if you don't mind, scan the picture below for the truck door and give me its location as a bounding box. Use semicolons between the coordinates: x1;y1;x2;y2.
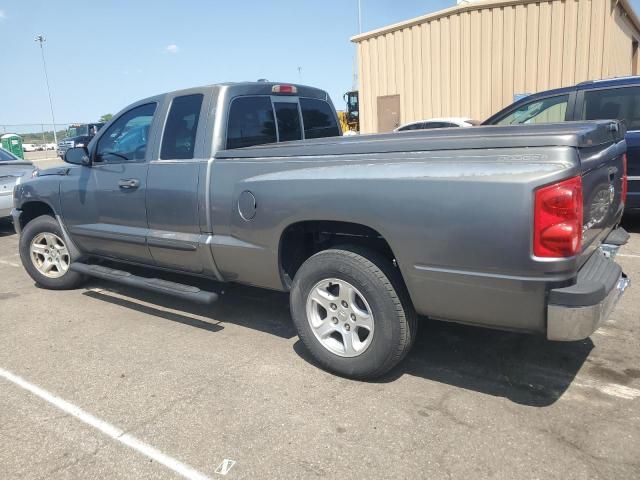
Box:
59;103;157;264
146;92;211;273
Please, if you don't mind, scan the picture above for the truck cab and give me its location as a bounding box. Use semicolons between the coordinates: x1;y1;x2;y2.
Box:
57;122;105;159
484;75;640;213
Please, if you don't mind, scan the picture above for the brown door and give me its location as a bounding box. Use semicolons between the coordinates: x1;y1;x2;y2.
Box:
377;95;401;132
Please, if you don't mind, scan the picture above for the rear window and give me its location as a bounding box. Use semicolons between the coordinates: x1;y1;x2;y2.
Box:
227;96;277;149
300;98;340;139
274;102;302;142
161;94;203;160
582;86;640;130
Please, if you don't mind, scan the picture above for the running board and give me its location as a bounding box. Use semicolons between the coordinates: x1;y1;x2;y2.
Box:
70;263;218;304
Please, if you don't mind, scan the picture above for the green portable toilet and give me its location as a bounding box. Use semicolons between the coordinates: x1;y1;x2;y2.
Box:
1;133;24;159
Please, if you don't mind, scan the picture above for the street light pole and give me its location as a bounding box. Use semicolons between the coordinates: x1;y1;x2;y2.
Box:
34;35;58;145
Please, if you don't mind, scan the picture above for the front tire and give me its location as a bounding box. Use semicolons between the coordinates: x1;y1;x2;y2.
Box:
290;247;417;379
19;215;86;290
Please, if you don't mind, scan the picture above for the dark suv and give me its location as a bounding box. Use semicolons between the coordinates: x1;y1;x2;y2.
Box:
484;76;640;213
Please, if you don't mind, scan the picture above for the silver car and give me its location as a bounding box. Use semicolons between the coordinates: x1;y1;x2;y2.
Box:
0;148;37;219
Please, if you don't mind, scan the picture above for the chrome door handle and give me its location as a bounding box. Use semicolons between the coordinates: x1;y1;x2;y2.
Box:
118;178;140;189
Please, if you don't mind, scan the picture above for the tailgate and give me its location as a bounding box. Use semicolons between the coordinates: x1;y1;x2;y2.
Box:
577;121;626;267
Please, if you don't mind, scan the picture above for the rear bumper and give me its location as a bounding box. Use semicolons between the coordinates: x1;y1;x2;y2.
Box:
547;242;630;341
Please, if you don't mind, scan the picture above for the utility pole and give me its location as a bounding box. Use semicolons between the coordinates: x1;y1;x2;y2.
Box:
358;0;362;34
34;35;58;145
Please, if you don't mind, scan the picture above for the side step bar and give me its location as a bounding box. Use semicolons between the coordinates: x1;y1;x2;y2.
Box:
70;263;218;304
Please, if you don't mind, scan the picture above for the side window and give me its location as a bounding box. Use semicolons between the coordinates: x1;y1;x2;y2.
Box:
582;86;640;130
300;98;340;139
161;94;204;160
495;95;569;125
96;103;156;163
227;96;277;149
274;102;302;142
422;122;446;129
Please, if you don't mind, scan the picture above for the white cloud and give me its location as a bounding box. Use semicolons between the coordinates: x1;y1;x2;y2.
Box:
165;44;179;54
0;10;6;20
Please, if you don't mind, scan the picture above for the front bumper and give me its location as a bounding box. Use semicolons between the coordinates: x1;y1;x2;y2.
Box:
10;208;22;235
547;241;630;341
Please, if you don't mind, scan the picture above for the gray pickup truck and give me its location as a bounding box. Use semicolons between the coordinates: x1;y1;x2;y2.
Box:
11;82;631;379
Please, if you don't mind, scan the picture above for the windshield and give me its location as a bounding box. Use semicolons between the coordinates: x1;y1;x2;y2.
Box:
67;125;89;137
0;147;18;162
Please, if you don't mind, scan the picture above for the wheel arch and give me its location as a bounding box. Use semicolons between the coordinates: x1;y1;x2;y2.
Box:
18;201;56;230
278;220;401;288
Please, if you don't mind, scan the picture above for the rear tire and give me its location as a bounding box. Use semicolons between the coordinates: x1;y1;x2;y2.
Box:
290;247;417;379
19;215;86;290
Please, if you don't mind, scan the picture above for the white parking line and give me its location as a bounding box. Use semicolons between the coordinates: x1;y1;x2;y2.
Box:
573;378;640;400
0;367;212;480
617;253;640;259
0;259;20;268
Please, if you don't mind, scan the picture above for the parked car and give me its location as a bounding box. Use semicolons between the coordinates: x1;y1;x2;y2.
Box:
484;75;640;214
45;143;57;151
0;147;37;219
11;82;630;379
395;117;479;132
22;144;38;153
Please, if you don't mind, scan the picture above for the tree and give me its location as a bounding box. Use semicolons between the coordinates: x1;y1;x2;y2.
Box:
99;113;113;122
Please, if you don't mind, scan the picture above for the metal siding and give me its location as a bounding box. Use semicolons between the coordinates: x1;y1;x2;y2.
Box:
356;0;640;133
421;23;433;118
537;1;552;91
404;28;414;122
431;20;442;118
481;9;493;117
513;4;527;100
460;11;471;116
412;26;423;120
575;0;592;83
470;11;482;119
370;36;380;127
525;3;539;93
589;0;606;79
450;14;461;116
549;1;565;88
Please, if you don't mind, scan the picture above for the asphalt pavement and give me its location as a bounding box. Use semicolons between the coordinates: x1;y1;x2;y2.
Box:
0;214;639;479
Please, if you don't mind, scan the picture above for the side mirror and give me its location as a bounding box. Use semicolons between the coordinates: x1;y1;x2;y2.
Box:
64;147;91;166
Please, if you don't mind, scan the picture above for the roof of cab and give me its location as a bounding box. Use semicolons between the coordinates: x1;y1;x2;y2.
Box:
130;81;330;107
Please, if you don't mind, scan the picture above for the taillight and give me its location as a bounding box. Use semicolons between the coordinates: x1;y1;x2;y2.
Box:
272;84;297;94
622;153;628;205
533;176;583;258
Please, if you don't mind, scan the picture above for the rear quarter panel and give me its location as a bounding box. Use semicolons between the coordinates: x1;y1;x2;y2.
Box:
210;146;580;333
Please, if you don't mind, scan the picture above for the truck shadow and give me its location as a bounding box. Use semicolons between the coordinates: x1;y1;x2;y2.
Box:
621;213;640;233
0;218;16;237
294;319;593;407
80;279;296;339
82;274;591;408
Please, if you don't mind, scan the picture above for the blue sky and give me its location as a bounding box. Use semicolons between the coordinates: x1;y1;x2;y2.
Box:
4;0;449;127
1;0;640;128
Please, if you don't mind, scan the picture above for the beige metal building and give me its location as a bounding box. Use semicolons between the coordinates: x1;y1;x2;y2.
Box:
352;0;640;133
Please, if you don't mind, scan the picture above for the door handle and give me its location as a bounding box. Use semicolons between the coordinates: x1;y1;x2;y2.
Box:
118;178;140;189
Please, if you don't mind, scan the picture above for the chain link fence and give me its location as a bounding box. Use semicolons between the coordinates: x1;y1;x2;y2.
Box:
0;123;94;147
